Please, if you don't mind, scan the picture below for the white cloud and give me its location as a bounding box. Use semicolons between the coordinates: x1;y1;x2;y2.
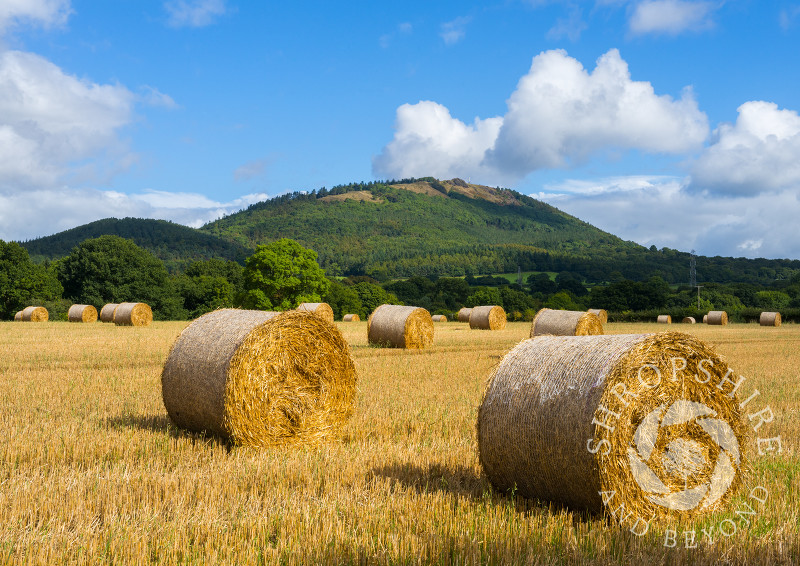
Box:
138;85;178;109
164;0;227;28
690;101;800;195
0;50;135;192
233;158;271;182
546;5;588;41
0;0;71;31
440;16;471;45
629;0;717;36
779;5;800;30
374;49;708;184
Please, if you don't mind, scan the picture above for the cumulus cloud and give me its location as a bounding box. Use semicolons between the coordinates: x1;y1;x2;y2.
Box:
629;0;717;35
374;49;708;184
0;0;71;31
164;0;227;28
0;50;135;192
690;101;800;195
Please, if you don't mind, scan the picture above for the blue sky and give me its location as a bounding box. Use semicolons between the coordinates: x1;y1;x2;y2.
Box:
1;1;800;260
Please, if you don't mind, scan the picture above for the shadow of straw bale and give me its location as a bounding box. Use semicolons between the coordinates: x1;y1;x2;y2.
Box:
371;461;486;498
104;413;229;449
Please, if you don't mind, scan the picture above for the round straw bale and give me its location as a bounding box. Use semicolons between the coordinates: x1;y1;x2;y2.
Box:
759;312;781;327
21;306;48;322
114;302;153;326
703;314;708;324
657;315;672;324
367;304;434;349
296;302;334;324
68;304;98;323
477;332;749;522
587;308;608;324
707;311;728;326
14;311;22;321
161;309;356;447
432;314;448;323
530;308;603;337
99;303;119;323
342;313;360;322
457;307;472;322
469;306;506;330
682;317;696;324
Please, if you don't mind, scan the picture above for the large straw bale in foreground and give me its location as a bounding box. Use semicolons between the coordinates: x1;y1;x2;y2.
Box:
20;306;48;322
587;309;608;324
707;311;728;326
161;309;356;447
457;308;472;322
367;304;434;349
432;314;448;323
759;312;781;327
342;314;360;322
530;308;603;337
657;315;672;324
469;306;506;330
99;303;119;323
478;332;748;522
114;302;153;326
68;304;98;323
297;302;334;324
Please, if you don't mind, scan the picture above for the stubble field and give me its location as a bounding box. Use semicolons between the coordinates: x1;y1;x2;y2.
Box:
0;320;798;565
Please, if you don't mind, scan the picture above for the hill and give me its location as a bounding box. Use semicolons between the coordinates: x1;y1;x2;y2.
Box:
21;217;251;272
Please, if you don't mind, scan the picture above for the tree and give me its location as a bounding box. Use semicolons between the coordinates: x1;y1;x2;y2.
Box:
57;235;181;319
352;281;398;315
241;238;330;310
0;240;63;319
324;279;364;319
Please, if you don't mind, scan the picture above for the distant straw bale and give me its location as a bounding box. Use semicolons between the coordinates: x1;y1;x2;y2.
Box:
99;303;119;323
457;308;472;322
432;315;448;323
707;311;728;326
530;308;603;337
367;304;434;349
14;311;22;321
587;308;608;324
477;332;749;522
682;317;696;324
759;312;781;327
703;314;708;324
68;304;98;323
657;315;672;324
21;306;48;322
342;314;360;322
114;302;153;326
161;309;356;447
469;306;506;330
297;302;334;324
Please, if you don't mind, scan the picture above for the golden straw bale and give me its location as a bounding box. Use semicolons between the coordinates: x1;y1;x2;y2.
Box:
432;314;448;323
703;314;708;324
469;306;506;330
68;304;98;323
161;309;356;447
707;311;728;326
530;308;603;337
587;308;608;324
657;315;672;324
20;306;48;322
14;311;22;321
477;332;749;523
759;312;781;327
99;303;119;323
682;317;696;324
296;302;334;324
457;308;472;322
367;304;434;349
114;302;153;326
342;314;360;322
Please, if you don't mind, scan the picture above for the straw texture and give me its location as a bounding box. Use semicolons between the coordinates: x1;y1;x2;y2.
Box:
759;312;781;327
588;309;608;324
432;315;448;323
161;309;357;447
99;303;119;323
477;332;749;523
342;314;360;322
68;304;98;323
682;317;696;324
297;302;334;324
657;315;672;324
530;308;603;337
457;308;472;322
114;303;153;326
367;304;434;349
707;311;728;326
20;306;48;322
469;306;506;330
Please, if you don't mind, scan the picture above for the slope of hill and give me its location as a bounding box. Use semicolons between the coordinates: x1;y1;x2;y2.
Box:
21;218;251;272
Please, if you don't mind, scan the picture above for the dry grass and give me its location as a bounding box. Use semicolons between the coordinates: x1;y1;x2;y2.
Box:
0;320;797;564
